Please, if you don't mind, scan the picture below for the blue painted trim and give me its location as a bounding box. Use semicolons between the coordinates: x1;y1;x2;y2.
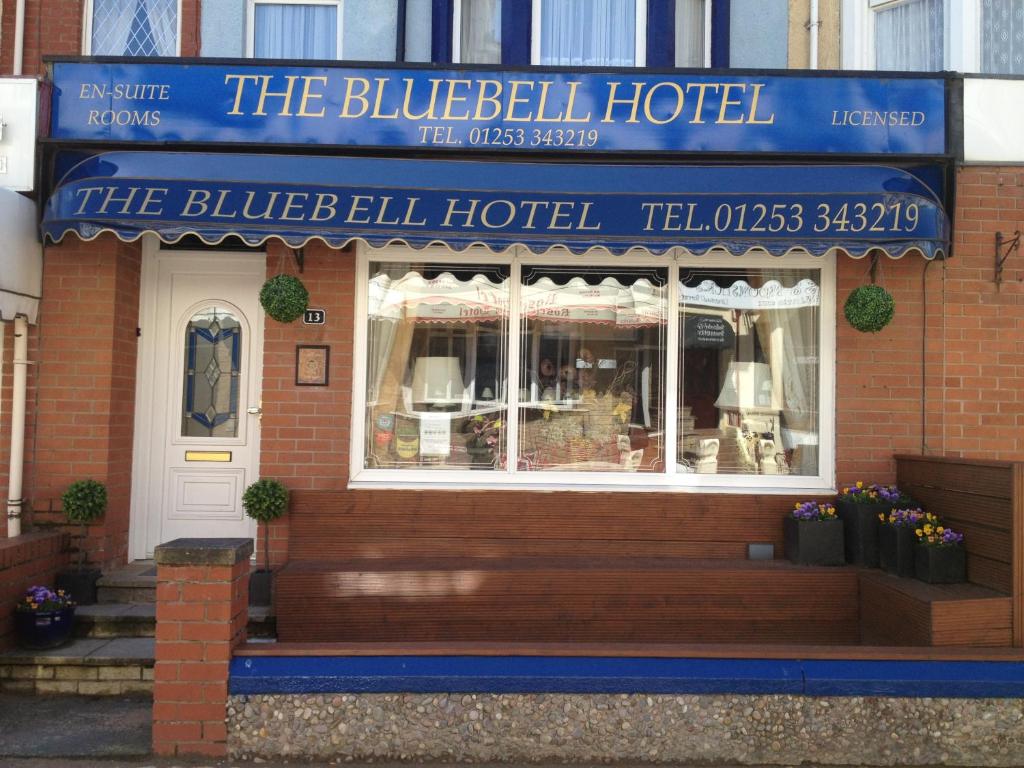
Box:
711;0;730;67
229;656;1024;698
646;0;674;68
502;0;530;66
431;0;453;63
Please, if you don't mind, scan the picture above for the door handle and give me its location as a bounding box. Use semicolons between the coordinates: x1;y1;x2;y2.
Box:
246;407;262;415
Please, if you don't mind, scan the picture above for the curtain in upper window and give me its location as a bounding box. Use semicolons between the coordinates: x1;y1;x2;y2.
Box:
461;0;502;63
982;0;1024;74
874;0;943;71
254;4;338;59
91;0;178;56
674;0;705;67
538;0;637;66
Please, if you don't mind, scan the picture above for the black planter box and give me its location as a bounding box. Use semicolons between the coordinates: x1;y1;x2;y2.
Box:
915;545;966;584
55;568;102;605
249;569;273;607
784;517;845;566
835;498;890;567
879;525;917;577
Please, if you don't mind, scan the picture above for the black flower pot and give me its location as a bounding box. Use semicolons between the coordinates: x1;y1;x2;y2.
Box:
879;525;916;577
249;569;273;607
835;498;889;567
784;517;845;566
55;568;102;606
14;607;76;650
915;545;966;584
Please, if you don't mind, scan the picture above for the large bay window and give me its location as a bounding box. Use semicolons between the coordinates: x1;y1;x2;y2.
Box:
354;247;834;489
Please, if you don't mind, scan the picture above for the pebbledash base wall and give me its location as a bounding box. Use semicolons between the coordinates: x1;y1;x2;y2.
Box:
226;692;1024;765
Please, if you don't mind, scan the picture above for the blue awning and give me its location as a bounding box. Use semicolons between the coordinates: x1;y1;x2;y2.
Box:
43;152;949;259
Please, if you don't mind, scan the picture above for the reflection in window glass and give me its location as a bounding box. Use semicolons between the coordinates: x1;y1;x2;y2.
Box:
678;268;820;476
518;267;666;472
874;0;943;71
461;0;502;63
91;0;178;56
675;0;705;67
364;263;510;470
253;0;400;60
538;0;637;66
182;307;241;439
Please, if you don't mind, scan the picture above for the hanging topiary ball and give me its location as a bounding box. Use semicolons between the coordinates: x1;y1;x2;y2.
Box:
844;284;895;333
259;275;309;323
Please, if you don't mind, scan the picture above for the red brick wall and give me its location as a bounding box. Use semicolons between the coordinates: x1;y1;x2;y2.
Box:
29;235;141;570
0;0;200;76
0;531;70;650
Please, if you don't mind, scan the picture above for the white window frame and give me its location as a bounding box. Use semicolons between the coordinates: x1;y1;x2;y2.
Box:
349;243;836;494
452;0;502;65
82;0;183;56
842;0;984;71
529;0;648;67
246;0;344;59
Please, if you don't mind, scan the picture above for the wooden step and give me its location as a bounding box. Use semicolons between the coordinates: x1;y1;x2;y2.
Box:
276;557;860;645
859;571;1012;647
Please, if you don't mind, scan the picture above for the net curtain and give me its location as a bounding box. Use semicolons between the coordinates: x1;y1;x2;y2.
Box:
538;0;637;66
91;0;177;56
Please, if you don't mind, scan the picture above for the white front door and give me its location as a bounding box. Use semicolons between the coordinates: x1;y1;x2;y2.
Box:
131;244;265;559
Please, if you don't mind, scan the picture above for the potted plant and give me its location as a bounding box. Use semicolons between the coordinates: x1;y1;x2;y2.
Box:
835;481;910;567
878;508;930;578
55;479;107;604
13;586;76;650
915;523;966;584
241;478;289;606
784;501;844;566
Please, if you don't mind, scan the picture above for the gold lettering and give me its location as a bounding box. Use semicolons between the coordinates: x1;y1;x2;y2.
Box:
473;80;503;121
563;81;592;123
746;83;775;125
685;83;720;124
505;80;535;122
643;81;685;126
254;75;297;117
663;202;684;231
370;78;399;119
98;186;140;215
310;193;339;222
577;201;601;231
441;198;479;228
441;79;473;120
73;187;105;216
181;189;212;217
402;197;427;226
374;196;401;225
210;190;238;219
137;187;168;216
534;81;565;123
241;191;280;220
603;82;643;124
280;192;309;221
480;200;516;229
520;200;550;230
297;76;329;118
716;83;747;124
339;77;371;119
401;77;442;120
345;195;374;224
224;74;260;115
640;202;662;231
548;201;576;230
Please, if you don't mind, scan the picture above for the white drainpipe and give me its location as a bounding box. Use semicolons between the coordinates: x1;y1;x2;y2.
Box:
809;0;820;69
14;0;27;75
7;316;28;537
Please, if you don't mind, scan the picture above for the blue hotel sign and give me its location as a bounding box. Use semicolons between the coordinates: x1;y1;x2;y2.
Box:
49;62;946;155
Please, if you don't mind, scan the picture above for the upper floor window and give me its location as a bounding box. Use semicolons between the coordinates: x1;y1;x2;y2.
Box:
85;0;179;56
247;0;418;61
455;0;502;64
845;0;1024;73
532;0;647;66
675;0;709;67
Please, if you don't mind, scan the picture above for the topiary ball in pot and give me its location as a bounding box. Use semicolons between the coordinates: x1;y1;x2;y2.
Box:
57;479;107;604
242;478;290;606
259;274;309;323
844;284;895;333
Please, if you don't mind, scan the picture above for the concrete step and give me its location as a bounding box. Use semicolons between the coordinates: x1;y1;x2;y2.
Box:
0;637;153;695
95;562;156;604
74;602;277;639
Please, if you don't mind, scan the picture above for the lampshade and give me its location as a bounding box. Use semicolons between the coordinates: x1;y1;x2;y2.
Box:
714;362;782;411
411;356;464;404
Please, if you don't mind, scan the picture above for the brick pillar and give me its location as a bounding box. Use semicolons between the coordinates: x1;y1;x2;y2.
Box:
153;538;252;758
